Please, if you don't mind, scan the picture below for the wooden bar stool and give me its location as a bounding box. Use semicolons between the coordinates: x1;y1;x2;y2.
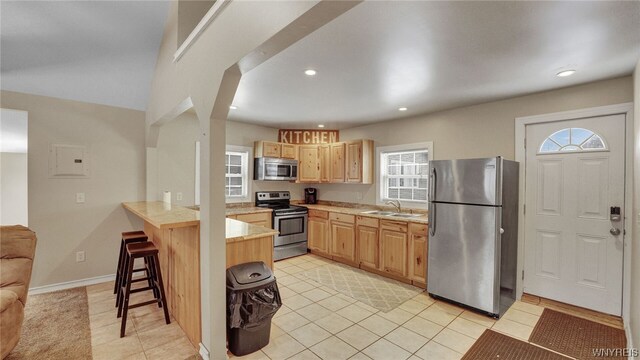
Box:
118;241;170;338
114;231;155;307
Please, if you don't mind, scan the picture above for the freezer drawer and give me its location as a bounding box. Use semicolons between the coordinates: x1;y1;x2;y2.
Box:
429;157;501;206
427;202;501;315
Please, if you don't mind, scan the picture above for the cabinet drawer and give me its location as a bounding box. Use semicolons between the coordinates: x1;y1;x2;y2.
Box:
357;216;379;227
309;209;329;219
410;223;427;235
380;220;408;233
329;212;355;224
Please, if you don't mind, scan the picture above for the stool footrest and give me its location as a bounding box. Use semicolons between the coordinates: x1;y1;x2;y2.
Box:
128;299;161;309
131;277;151;284
133;267;148;273
129;286;154;294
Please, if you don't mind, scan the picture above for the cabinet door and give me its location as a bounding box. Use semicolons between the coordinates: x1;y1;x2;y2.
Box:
346;141;362;182
357;225;379;269
331;221;355;262
298;145;320;182
281;144;297;159
319;145;331;183
330;143;346;182
381;229;408;277
263;141;281;158
308;217;329;254
409;233;428;283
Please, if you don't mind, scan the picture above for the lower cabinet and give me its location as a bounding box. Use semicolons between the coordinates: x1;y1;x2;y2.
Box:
308;214;330;255
356;216;379;269
329;213;356;262
409;223;428;284
380;220;409;277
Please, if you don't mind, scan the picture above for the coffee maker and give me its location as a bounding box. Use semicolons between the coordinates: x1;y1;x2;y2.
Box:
304;188;317;204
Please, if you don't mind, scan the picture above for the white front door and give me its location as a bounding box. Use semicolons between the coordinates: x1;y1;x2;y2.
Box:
524;114;625;315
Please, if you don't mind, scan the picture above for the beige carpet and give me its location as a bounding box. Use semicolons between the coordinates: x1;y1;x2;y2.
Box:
302;262;423;312
6;287;92;359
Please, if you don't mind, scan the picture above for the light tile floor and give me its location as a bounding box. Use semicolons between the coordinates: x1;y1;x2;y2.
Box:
231;254;550;360
85;253;595;360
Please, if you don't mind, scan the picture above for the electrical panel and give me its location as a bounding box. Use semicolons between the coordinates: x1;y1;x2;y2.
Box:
49;144;90;178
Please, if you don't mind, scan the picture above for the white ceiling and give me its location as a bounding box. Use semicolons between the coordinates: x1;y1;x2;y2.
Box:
0;1;170;111
230;1;640;129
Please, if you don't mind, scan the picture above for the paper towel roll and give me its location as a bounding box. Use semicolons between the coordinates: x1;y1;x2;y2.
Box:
163;191;171;204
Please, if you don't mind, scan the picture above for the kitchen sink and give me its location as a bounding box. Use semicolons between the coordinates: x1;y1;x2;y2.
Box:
361;210;395;215
389;213;423;218
360;210;423;218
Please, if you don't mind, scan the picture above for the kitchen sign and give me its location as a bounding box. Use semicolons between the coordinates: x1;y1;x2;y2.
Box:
278;129;339;144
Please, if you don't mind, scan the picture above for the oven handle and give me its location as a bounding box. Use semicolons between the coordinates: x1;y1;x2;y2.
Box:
275;212;308;218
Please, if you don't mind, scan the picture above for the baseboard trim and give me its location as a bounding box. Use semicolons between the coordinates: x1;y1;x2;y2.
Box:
625;323;634;355
29;274;115;295
199;343;210;360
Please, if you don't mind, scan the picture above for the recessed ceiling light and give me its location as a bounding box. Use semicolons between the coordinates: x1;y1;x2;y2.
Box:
317;124;325;128
556;70;576;77
229;105;237;110
398;107;408;111
304;69;317;76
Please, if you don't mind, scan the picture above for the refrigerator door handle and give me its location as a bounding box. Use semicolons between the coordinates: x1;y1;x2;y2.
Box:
430;167;437;202
429;203;436;236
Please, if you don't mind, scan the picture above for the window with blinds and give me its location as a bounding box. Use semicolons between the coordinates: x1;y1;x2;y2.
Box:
381;149;428;202
225;151;248;198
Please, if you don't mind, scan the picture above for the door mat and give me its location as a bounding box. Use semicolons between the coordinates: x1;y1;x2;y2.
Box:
301;262;422;312
529;309;627;360
462;329;569;360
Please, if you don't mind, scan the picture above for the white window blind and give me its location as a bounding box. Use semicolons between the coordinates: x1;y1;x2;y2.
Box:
381;149;428;202
225;151;248;198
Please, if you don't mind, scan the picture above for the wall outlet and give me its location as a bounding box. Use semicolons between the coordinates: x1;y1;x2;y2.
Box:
176;192;183;201
76;251;85;262
76;192;85;203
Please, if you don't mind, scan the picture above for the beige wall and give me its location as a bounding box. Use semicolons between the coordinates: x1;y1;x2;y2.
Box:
1;153;28;226
630;59;640;350
0;91;146;288
153;112;305;207
316;76;633;205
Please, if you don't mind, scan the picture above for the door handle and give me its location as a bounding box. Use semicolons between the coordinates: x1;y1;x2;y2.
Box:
430;167;437;202
429;203;436;237
610;228;621;236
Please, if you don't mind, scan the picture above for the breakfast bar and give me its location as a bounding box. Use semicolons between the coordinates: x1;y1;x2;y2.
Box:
122;201;277;348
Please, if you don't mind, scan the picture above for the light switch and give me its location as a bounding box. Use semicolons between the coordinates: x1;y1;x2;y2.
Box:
76;193;85;203
177;192;183;201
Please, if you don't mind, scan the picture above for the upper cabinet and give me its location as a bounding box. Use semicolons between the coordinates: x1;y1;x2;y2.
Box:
297;139;373;184
254;141;297;159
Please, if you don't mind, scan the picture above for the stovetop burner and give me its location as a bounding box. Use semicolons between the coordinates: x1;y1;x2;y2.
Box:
255;191;308;214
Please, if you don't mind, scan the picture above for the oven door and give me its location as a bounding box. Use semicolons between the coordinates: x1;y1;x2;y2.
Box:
274;212;307;246
265;163;294;180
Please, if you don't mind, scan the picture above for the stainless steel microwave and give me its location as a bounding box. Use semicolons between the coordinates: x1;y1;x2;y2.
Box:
254;158;298;181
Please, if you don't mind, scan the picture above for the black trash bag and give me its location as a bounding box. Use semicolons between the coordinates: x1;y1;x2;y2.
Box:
227;281;282;329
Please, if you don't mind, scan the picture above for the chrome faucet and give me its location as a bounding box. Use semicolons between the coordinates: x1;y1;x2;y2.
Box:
385;200;401;213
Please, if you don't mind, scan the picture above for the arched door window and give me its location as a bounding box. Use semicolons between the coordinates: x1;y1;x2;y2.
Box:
539;128;607;153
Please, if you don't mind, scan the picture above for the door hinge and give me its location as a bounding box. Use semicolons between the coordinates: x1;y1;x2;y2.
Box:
522;270;525;280
523;204;526;214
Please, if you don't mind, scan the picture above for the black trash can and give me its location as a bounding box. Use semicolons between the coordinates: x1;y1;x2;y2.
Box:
226;261;282;356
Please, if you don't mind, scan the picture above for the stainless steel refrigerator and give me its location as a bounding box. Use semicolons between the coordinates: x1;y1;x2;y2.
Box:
427;157;519;318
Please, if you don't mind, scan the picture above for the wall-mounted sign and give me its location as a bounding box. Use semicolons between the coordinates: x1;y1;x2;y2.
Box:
278;129;339;144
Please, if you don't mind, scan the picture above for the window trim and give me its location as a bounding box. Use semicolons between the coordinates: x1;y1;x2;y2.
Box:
376;142;433;209
225;145;252;203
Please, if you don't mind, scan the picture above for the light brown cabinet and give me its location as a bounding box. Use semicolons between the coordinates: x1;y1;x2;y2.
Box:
298;145;321;182
308;210;330;255
281;143;297;159
356;216;379;269
408;223;428;285
254;141;281;158
319;145;331;183
380;220;408;277
330;213;356;262
346;140;374;184
330;142;346;182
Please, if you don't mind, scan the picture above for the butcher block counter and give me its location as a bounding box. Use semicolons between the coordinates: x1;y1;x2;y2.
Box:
122;202;277;349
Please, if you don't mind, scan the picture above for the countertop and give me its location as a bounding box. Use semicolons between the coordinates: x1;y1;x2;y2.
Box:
226;218;278;242
303;204;428;225
225;207;272;216
122;201;200;229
